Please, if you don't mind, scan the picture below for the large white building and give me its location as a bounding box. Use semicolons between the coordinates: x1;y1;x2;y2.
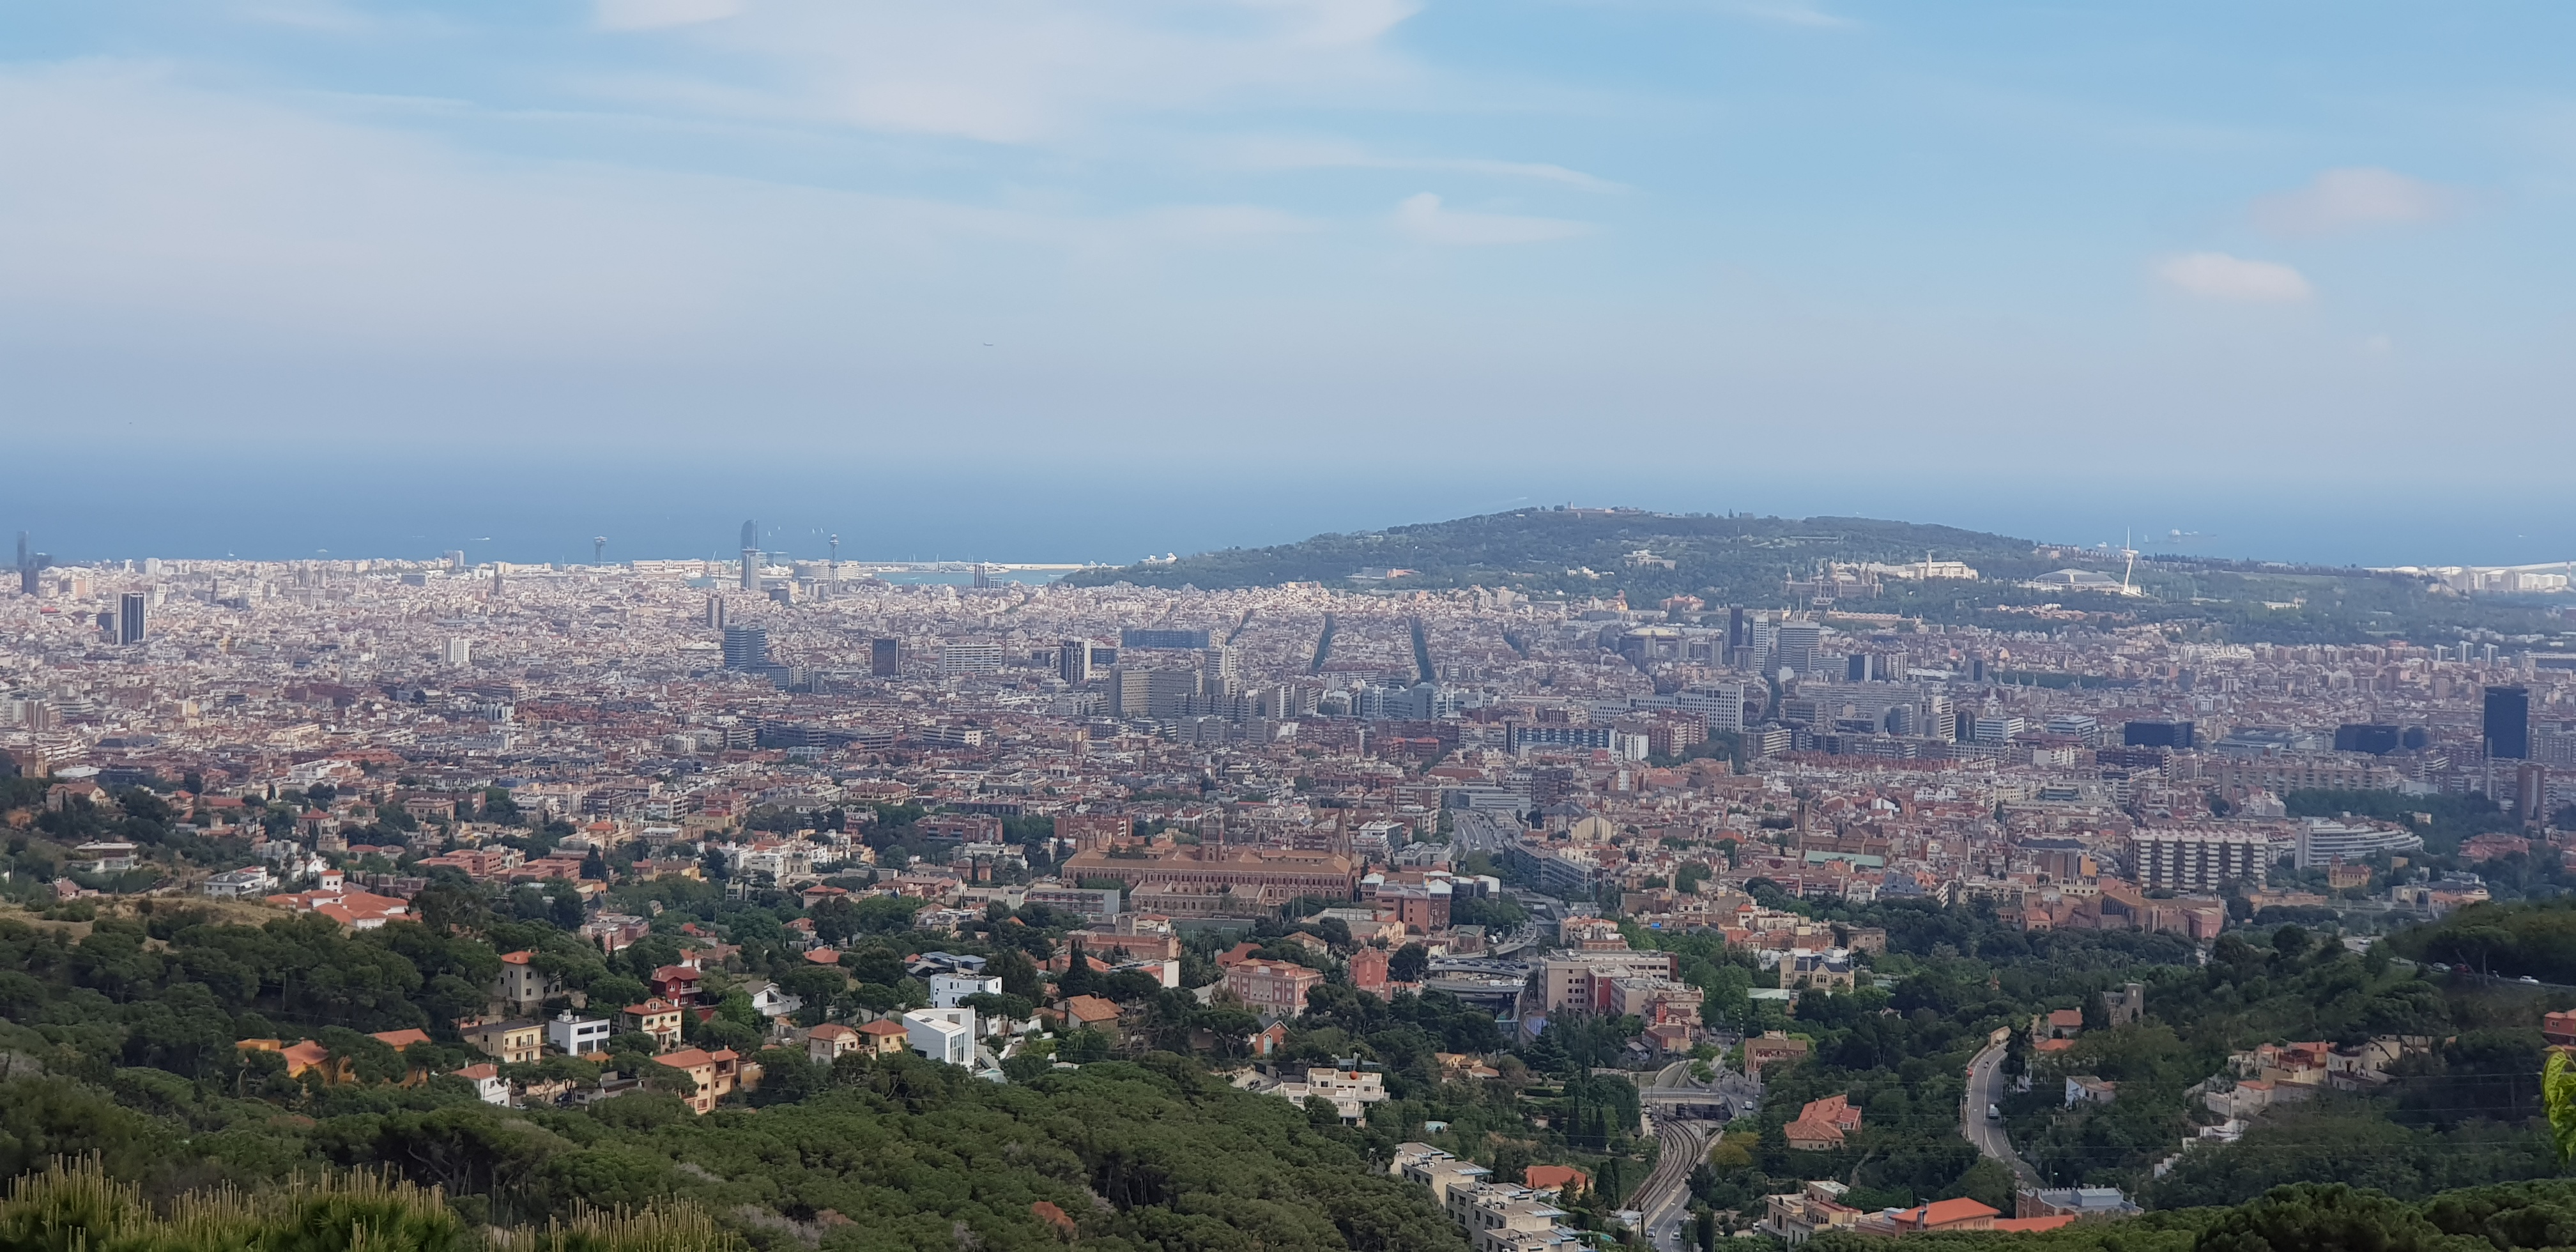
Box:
902;1007;976;1065
930;972;1002;1009
2127;829;2272;891
2292;818;2423;871
546;1011;613;1056
1676;683;1747;734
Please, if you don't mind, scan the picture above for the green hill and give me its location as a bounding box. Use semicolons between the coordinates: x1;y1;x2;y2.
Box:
1066;508;2035;604
1064;507;2573;645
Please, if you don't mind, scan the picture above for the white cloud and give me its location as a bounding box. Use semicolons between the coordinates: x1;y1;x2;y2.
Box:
1225;136;1624;190
0;61;1327;362
1720;1;1854;29
2250;167;2460;237
2155;252;2314;303
1133;204;1321;241
583;0;1422;142
1393;193;1590;245
234;1;378;33
597;0;744;31
2155;252;2312;303
1562;0;1853;27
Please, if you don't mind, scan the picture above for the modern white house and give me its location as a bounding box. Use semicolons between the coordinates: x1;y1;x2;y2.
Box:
72;842;139;874
547;1011;613;1056
203;866;278;898
903;1007;977;1065
930;972;1002;1009
743;981;804;1019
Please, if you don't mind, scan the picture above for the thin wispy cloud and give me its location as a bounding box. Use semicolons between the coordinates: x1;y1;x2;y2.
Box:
1393;193;1591;245
1556;0;1856;28
2251;167;2462;237
1721;1;1857;29
1225;137;1625;190
583;0;1423;143
595;0;745;33
2156;252;2313;303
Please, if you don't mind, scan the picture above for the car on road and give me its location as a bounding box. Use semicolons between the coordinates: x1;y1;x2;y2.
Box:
1987;1104;2001;1122
2521;976;2542;984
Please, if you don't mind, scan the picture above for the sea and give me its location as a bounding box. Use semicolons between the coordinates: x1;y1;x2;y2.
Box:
10;457;2569;573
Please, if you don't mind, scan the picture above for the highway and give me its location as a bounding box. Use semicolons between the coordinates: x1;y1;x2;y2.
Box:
1963;1041;2041;1186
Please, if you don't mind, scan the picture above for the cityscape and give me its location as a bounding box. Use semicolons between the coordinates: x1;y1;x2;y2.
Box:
10;505;2576;1250
7;0;2573;1249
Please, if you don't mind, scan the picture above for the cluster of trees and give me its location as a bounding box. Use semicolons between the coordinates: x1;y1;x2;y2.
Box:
1604;890;2565;1214
0;1156;732;1252
0;1052;1464;1252
1806;1178;2576;1252
1986;920;2556;1202
2388;896;2576;983
0;881;1476;1251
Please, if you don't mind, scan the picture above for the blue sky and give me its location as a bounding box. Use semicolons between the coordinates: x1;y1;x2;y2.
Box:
3;2;2571;563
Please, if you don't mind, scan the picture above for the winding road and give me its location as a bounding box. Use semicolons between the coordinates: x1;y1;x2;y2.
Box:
1963;1041;2041;1186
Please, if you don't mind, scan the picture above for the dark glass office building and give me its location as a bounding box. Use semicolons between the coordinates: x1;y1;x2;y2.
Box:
722;625;768;671
2334;724;2402;755
2122;719;2196;749
2485;685;2530;760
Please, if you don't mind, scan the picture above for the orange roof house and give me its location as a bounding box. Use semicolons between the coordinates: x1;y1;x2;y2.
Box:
279;1039;335;1080
1887;1198;1999;1233
1524;1165;1591;1195
1786;1093;1862;1150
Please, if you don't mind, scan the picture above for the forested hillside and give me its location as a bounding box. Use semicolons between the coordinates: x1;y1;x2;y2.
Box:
1621;891;2571;1224
5;800;2573;1250
0;895;1466;1252
1061;507;2571;644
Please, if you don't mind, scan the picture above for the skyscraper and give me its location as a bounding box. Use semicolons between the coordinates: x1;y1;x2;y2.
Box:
2485;685;2531;760
13;533;50;596
118;593;146;646
1057;639;1094;683
870;638;901;677
445;637;473;668
723;625;769;671
739;519;760;592
1772;622;1820;677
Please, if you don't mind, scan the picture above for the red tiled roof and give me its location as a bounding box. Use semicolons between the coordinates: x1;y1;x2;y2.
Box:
1524;1165;1590;1192
1898;1198;1998;1228
1992;1217;2078;1233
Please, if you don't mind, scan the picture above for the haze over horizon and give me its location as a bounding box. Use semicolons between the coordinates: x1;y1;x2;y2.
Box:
10;467;2574;574
6;2;2572;566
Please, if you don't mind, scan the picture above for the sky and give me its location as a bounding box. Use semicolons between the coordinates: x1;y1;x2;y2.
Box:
4;1;2572;567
